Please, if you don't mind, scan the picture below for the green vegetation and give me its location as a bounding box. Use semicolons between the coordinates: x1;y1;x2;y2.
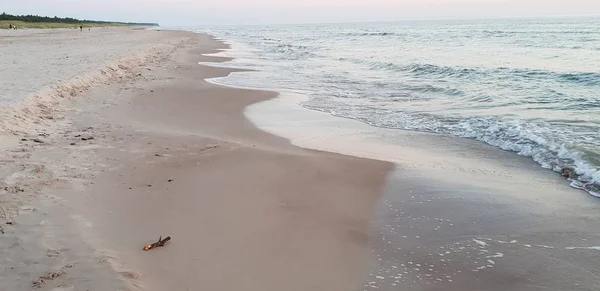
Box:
0;20;125;29
1;12;159;29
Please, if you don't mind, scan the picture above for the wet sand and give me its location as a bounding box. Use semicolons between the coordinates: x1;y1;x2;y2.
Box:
58;33;394;291
2;27;599;291
1;30;393;290
246;93;600;290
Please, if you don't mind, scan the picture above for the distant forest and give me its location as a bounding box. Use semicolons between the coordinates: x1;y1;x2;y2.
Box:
0;12;159;26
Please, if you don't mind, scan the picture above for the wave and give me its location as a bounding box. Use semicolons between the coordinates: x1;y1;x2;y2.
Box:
403;84;465;97
303;101;600;196
559;72;600;86
331;59;478;78
358;61;600;87
332;55;600;87
260;41;600;88
481;30;598;36
346;32;397;36
205;22;600;198
265;43;315;60
403;63;476;78
404;63;600;86
453;117;600;196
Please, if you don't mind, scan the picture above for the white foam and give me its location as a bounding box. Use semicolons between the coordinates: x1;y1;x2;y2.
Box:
486;253;504;258
534;244;555;249
565;246;600;251
473;239;489;247
195;26;600;198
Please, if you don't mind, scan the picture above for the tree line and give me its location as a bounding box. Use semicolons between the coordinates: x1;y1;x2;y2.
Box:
0;12;158;26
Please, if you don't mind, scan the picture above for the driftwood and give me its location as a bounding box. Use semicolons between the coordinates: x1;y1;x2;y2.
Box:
143;236;171;251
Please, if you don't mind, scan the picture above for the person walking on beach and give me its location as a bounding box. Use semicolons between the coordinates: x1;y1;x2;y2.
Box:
9;24;12;30
80;25;83;31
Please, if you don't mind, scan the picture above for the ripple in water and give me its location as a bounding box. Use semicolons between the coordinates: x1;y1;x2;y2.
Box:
198;17;600;196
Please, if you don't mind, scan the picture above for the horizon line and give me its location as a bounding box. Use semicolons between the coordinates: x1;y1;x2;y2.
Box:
165;13;600;27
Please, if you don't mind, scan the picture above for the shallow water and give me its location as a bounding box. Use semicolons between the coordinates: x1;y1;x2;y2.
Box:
195;17;600;196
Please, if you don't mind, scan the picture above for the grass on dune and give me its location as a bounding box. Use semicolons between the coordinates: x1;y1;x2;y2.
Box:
0;20;128;29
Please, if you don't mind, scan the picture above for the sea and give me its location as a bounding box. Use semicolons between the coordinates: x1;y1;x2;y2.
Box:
196;17;600;197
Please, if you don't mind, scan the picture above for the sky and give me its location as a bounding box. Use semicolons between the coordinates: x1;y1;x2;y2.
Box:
2;0;600;26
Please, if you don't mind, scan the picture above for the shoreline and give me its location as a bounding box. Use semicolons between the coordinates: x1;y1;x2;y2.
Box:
62;32;395;290
201;32;600;198
216;40;600;290
1;28;599;291
204;57;595;200
1;30;395;291
242;86;600;291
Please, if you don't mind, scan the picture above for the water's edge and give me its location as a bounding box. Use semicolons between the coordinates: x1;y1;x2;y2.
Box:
197;30;599;198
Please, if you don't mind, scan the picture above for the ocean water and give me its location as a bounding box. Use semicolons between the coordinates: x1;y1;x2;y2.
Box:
197;17;600;196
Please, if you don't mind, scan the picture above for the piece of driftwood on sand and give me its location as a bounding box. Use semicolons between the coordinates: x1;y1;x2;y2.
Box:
143;236;171;251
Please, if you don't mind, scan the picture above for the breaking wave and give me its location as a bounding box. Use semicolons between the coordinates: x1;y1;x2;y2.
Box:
302;100;600;196
200;17;600;197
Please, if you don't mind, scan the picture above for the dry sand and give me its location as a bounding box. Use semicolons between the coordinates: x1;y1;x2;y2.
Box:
1;30;393;291
0;27;190;132
2;27;599;291
0;28;197;291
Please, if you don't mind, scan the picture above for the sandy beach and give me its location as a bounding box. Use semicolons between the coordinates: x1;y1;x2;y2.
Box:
1;27;599;291
1;29;392;290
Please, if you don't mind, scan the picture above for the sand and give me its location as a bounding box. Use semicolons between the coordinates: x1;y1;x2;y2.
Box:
1;27;599;291
245;86;600;290
0;28;196;291
59;33;394;291
1;30;392;291
0;27;190;132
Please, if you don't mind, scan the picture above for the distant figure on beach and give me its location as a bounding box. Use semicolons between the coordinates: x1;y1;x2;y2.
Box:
9;24;13;30
80;25;83;31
